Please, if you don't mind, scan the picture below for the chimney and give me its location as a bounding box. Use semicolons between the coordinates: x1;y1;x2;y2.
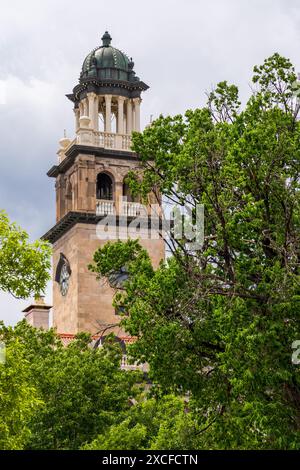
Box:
23;296;52;330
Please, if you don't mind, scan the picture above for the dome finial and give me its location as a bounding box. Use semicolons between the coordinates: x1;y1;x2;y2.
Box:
101;31;112;47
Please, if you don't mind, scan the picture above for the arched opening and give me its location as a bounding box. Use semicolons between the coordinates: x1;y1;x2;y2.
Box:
110;99;118;133
111;112;117;133
122;181;139;203
98;98;105;132
92;335;126;353
96;173;113;200
122;178;146;217
98;112;105;132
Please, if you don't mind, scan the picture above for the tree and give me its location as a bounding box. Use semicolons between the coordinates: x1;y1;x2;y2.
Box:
0;334;41;449
0;211;50;449
0;211;51;298
89;54;300;449
84;394;199;450
0;321;141;450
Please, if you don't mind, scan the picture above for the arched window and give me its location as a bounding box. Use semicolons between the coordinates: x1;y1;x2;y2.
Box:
97;173;113;200
123;181;139;202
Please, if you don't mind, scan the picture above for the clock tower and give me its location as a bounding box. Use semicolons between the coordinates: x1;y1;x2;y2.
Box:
41;32;165;336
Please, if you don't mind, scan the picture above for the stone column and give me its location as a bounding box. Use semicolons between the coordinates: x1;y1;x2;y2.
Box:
105;95;112;132
74;108;80;132
126;99;133;134
55;176;62;222
83;98;88;116
94;95;99;131
117;96;125;134
115;181;123;216
133;97;141;131
87;93;96;130
79;101;84;117
77;116;93;145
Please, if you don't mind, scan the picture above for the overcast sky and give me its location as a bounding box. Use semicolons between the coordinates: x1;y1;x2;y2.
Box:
1;0;300;325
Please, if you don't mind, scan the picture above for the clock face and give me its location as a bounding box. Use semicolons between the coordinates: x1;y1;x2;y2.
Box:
59;263;70;296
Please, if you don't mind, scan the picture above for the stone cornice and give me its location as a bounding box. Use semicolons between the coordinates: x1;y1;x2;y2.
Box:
23;304;52;313
47;145;139;177
67;79;149;105
41;211;163;244
42;212;98;243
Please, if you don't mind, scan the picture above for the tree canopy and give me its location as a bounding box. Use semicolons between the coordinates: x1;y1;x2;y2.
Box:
0;321;141;450
0;211;51;298
89;54;300;449
1;53;300;451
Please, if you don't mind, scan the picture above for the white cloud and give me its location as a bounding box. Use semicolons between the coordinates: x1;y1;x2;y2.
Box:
0;81;6;105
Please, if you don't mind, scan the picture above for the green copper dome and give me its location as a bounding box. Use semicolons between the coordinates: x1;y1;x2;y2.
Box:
68;32;149;104
81;31;135;82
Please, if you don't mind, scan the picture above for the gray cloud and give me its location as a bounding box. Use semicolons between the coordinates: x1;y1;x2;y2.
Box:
1;0;300;325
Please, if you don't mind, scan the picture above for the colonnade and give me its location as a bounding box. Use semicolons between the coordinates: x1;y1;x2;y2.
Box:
75;93;141;135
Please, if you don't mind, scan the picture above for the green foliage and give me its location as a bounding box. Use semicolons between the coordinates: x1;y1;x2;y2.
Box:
207;80;241;123
90;54;300;449
252;53;299;112
0;211;51;298
89;239;149;281
0;336;41;449
83;419;148;450
0;322;141;450
84;394;199;450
